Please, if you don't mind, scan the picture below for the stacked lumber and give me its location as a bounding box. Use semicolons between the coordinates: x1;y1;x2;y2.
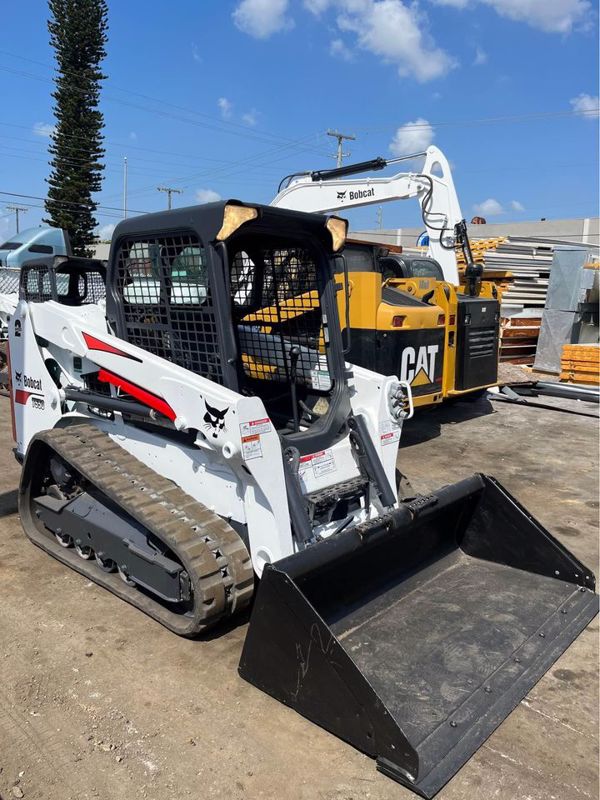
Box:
500;316;542;365
560;344;600;385
456;237;507;268
482;239;554;311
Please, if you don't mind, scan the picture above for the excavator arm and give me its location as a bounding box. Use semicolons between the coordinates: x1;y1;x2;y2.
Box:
272;145;467;286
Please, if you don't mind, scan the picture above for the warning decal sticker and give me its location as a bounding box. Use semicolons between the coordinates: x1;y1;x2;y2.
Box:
299;449;337;479
240;418;272;437
239;419;271;460
379;420;401;446
241;433;263;460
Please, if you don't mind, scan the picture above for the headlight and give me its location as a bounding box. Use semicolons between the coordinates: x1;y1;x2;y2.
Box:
216;204;259;241
325;216;348;252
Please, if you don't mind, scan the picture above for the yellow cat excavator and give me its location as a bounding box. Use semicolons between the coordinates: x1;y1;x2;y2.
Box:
271;145;500;408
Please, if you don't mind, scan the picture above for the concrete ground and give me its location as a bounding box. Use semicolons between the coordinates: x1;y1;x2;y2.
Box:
0;393;598;800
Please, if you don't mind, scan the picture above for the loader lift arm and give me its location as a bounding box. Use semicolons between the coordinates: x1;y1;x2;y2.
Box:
272;145;479;290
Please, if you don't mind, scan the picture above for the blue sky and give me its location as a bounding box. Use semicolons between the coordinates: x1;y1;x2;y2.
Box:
0;0;598;243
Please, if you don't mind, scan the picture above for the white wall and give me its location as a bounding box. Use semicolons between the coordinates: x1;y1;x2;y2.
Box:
351;217;600;248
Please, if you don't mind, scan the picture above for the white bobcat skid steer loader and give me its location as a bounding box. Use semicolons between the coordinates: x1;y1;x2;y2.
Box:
8;202;598;798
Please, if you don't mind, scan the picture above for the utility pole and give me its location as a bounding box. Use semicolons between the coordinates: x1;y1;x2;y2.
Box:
327;129;356;168
157;186;183;210
6;205;28;234
123;156;128;219
376;206;383;229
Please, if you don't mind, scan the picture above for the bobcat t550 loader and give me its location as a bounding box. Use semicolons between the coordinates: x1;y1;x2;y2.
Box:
8;202;598;798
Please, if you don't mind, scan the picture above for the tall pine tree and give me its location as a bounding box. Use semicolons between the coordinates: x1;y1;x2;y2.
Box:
44;0;108;256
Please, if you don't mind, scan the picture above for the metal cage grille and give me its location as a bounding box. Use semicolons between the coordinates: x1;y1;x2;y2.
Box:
115;233;223;383
20;264;106;306
0;267;20;296
232;246;331;390
20;266;53;302
57;269;105;306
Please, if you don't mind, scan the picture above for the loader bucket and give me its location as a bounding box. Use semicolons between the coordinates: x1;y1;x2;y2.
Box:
239;474;598;798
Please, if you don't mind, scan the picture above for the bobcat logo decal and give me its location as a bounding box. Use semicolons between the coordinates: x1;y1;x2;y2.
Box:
203;400;229;439
336;190;347;201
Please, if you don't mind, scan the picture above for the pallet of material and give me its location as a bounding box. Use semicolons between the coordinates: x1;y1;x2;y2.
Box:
501;354;539;365
559;371;600;385
500;316;542;365
560;344;600;384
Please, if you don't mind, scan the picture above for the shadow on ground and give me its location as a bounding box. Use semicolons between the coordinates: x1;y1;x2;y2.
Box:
400;395;496;447
0;489;18;517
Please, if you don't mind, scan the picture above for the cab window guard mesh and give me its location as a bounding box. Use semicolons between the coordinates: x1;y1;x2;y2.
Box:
20;266;53;302
20;264;106;305
115;233;223;384
232;246;332;390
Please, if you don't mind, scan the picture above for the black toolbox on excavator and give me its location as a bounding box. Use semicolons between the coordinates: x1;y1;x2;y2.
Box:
240;474;598;798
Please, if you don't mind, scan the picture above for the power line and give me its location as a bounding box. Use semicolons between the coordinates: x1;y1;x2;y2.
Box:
0;53;331;159
0;190;149;215
4;48;597;142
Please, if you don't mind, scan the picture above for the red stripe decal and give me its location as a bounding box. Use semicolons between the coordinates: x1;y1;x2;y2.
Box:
15;389;32;405
83;332;142;362
97;369;176;421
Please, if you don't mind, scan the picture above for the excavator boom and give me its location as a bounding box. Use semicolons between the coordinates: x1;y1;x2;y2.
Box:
272;145;463;285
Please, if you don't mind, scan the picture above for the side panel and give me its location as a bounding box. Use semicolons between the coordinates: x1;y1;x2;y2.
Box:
97;418;246;523
9;302;62;455
16;300;296;571
454;297;500;391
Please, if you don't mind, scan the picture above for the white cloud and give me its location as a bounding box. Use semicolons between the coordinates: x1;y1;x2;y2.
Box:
473;198;505;216
431;0;592;33
337;0;456;82
511;200;525;211
192;43;202;62
217;97;233;120
196;188;222;204
97;223;116;240
329;37;353;60
242;109;259;126
570;93;600;117
242;0;454;82
389;118;434;156
233;0;294;38
473;46;487;65
129;131;137;141
304;0;332;13
33;122;55;138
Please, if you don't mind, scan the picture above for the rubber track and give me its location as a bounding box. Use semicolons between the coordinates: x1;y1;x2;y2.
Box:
19;423;254;636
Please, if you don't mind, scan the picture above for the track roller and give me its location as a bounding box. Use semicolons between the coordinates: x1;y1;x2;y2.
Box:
19;423;254;636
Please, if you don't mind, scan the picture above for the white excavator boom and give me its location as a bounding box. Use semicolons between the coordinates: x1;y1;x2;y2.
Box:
271;145;462;285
